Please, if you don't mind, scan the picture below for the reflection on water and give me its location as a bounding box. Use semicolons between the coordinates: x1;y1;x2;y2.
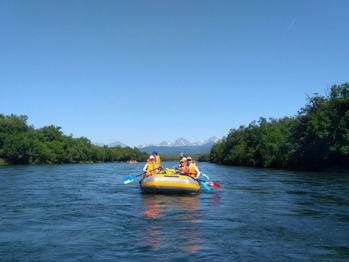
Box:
142;194;202;254
142;194;199;220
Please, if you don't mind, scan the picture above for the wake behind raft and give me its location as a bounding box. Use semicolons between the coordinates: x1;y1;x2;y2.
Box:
139;168;201;194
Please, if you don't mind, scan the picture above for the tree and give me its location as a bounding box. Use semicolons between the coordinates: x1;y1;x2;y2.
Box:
210;83;349;170
0;114;148;165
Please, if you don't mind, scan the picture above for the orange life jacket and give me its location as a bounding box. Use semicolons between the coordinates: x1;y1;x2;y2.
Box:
187;163;198;178
178;161;186;172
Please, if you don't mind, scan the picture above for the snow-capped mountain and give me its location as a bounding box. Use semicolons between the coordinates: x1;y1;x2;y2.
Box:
192;136;219;146
138;136;219;155
172;138;192;146
138;136;218;148
96;141;129;148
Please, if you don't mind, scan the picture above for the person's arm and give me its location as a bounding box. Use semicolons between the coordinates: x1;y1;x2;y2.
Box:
143;164;148;172
195;166;201;179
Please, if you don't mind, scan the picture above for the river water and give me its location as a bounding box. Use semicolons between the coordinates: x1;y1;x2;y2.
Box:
0;162;348;261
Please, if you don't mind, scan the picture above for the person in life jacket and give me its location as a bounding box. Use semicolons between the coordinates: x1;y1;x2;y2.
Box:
143;155;159;177
152;151;162;171
178;157;187;172
183;156;200;179
179;153;188;166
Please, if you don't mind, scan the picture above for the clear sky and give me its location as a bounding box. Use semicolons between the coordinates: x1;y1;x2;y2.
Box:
1;0;348;146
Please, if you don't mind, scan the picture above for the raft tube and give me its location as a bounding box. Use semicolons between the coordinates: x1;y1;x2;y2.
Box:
140;169;200;194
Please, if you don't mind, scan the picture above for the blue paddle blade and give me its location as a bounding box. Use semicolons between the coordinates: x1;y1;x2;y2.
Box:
123;175;135;184
201;173;210;181
200;181;213;191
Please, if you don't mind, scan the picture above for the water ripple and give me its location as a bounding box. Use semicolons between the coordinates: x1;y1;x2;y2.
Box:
0;162;348;261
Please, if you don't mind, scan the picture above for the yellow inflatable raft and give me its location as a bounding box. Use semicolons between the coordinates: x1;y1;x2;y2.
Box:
140;168;200;194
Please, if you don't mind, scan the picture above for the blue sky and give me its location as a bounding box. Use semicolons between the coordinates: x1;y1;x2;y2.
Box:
1;0;348;146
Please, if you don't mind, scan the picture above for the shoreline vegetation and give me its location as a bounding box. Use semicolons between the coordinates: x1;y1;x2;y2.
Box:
1;83;348;172
0;115;147;165
209;83;349;171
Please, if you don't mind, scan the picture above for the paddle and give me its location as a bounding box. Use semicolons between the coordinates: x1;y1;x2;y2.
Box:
200;173;210;181
199;180;213;191
198;173;221;189
122;167;161;184
199;173;221;189
174;169;220;191
206;181;221;189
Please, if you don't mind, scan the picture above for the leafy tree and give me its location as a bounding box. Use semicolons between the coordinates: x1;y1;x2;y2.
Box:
0;114;148;165
210;83;349;170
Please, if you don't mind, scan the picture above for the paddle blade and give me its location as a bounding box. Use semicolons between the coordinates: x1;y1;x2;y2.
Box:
200;181;213;191
123;175;135;184
207;181;221;189
201;173;210;181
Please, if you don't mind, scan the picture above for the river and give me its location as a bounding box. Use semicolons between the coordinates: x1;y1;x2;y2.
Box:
0;162;348;261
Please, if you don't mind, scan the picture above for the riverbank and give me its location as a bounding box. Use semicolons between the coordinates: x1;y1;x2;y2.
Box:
209;83;349;171
0;114;148;165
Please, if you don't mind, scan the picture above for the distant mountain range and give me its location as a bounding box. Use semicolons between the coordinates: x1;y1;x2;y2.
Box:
95;141;129;148
108;141;129;147
137;136;218;148
138;137;219;155
95;137;219;155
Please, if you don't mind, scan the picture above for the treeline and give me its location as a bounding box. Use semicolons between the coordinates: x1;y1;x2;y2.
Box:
0;115;147;165
210;83;349;170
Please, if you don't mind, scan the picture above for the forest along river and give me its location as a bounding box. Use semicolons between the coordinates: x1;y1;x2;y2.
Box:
0;162;348;261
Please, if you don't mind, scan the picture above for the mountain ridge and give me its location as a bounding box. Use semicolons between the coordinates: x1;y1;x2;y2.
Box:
137;136;218;148
138;137;219;155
